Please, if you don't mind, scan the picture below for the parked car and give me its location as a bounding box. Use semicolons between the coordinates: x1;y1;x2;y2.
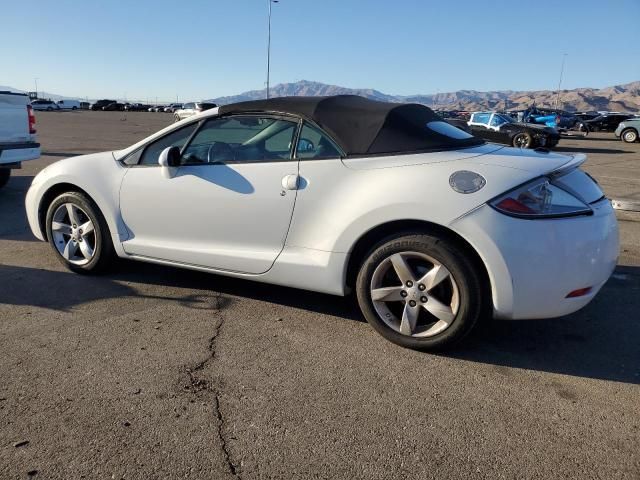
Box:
467;112;560;148
57;100;81;110
174;102;217;121
521;107;577;131
124;103;149;112
148;105;166;112
0;91;40;188
91;100;116;111
164;103;183;113
614;118;640;143
31;99;60;111
25;95;618;351
577;114;635;133
102;102;125;111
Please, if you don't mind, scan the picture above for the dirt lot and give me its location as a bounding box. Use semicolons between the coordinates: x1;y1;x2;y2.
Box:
1;111;639;479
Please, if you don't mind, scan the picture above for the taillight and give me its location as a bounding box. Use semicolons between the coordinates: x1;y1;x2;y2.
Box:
490;177;592;218
28;105;36;134
555;115;560;125
566;287;592;298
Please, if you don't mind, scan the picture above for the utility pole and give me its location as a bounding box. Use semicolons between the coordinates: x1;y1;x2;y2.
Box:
266;0;279;99
555;53;567;109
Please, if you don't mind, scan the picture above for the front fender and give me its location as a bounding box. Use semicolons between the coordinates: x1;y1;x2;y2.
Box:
26;152;129;254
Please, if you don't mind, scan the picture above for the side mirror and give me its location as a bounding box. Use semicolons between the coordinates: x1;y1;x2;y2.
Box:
158;146;181;178
158;146;181;167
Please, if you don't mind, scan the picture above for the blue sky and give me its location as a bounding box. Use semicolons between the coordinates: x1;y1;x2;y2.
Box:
2;0;638;101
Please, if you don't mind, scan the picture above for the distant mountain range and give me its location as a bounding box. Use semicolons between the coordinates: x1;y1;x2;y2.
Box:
211;79;640;112
4;79;639;112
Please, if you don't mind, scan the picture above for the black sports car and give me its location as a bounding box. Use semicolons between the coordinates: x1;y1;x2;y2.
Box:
467;112;560;149
577;113;635;133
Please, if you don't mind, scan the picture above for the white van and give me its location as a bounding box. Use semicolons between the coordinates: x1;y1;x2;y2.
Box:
57;100;81;110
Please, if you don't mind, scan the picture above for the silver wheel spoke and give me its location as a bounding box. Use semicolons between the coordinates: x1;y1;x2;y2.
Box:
389;254;415;284
418;264;451;291
51;202;97;266
399;303;419;335
62;239;78;260
66;203;80;225
79;220;94;236
51;221;72;235
78;239;94;259
423;296;455;324
371;286;405;302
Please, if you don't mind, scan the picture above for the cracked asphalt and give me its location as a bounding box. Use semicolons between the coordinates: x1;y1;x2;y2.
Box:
1;112;639;479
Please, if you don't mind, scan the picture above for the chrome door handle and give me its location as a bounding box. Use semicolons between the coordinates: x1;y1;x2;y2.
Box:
281;174;299;191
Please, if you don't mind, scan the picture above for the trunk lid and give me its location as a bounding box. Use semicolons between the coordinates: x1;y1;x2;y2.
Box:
343;143;583;177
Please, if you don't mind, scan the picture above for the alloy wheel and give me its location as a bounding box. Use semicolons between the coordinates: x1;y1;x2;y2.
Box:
370;252;460;337
51;203;97;265
514;134;530;148
623;130;637;143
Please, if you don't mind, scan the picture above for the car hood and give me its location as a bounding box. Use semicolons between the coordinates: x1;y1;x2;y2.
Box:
343;144;584;176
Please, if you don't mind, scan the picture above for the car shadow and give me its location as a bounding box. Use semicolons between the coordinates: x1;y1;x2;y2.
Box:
553;146;631;154
0;175;37;242
177;164;255;194
41;151;81;157
1;256;637;384
448;265;640;385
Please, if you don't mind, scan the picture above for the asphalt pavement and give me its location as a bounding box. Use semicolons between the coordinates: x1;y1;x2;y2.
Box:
1;111;639;479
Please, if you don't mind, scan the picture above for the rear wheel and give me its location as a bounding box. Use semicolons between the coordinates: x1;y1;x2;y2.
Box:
512;132;532;148
45;192;115;273
355;233;484;351
621;128;638;143
0;168;10;189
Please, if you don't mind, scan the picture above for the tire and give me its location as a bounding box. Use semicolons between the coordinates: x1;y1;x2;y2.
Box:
512;132;533;148
0;168;10;189
72;106;77;110
45;191;115;274
174;114;180;123
621;128;638;143
355;233;485;351
47;107;53;111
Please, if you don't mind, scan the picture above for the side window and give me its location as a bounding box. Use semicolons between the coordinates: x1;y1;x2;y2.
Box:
490;115;506;127
181;116;297;165
138;123;199;165
472;113;491;125
296;123;342;159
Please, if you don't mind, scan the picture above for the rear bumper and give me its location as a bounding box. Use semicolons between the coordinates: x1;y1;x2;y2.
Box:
451;199;619;320
0;142;41;165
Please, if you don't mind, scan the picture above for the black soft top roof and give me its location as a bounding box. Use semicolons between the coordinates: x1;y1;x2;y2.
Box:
218;95;482;156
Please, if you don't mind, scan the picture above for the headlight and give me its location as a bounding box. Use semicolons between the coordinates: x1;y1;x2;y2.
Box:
490;177;592;218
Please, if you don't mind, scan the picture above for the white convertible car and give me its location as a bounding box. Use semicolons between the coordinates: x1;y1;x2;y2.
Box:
25;96;619;350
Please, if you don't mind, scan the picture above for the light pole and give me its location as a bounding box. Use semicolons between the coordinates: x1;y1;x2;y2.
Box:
555;53;567;109
266;0;279;99
34;78;39;98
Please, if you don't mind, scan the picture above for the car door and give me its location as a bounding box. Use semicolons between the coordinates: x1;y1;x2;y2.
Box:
119;114;301;274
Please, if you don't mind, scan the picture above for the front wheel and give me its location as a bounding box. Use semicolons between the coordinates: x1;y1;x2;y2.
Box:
621;128;638;143
355;234;485;350
0;168;10;189
45;192;115;273
512;132;532;148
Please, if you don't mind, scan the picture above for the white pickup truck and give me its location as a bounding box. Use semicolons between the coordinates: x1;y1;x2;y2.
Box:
0;91;40;188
